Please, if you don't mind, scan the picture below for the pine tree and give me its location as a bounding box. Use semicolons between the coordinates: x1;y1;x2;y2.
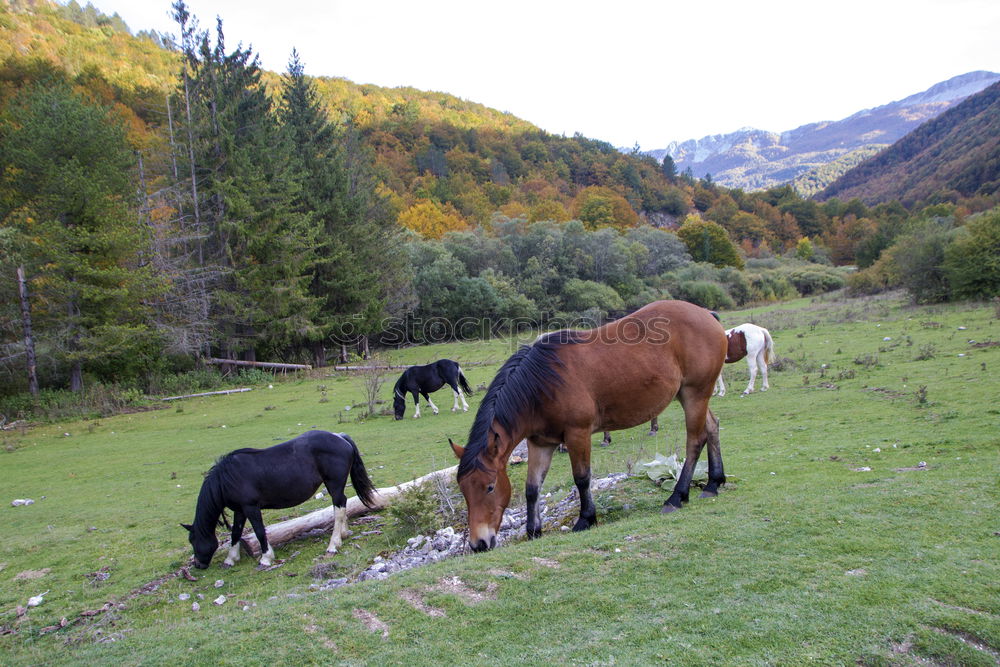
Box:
279;51;409;365
0;83;161;390
170;5;319;361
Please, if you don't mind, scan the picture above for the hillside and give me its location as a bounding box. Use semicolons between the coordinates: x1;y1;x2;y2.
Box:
817;80;1000;206
647;71;1000;193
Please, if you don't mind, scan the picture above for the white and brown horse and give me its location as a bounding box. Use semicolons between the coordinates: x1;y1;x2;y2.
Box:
716;323;774;396
450;300;727;552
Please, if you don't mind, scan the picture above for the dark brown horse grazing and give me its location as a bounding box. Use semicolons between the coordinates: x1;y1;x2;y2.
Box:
450;300;727;552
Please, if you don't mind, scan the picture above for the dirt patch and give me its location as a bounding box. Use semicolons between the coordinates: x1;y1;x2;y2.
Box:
531;556;561;569
429;576;497;604
399;589;446;617
14;568;50;580
352;608;389;639
970;341;999;348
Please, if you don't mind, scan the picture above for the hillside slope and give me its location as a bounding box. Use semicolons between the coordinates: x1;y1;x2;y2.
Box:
817;80;1000;206
647;71;1000;192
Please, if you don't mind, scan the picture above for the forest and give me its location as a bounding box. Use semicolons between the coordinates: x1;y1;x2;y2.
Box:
1;0;999;418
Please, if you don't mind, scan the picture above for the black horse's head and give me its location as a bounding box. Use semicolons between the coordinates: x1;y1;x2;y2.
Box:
181;523;218;569
393;389;406;420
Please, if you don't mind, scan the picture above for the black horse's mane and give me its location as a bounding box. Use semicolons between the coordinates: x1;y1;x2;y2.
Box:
458;330;587;479
193;449;257;534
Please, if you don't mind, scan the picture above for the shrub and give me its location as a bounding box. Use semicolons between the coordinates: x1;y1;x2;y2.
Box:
675;280;735;310
943;209;1000;300
781;266;847;295
560;278;624;314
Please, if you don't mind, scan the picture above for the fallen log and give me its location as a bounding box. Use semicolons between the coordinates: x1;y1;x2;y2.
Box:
331;360;493;372
160;388;252;401
205;357;312;371
236;464;459;554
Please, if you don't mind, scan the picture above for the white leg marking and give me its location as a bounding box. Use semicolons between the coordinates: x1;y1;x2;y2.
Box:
452;390;460;412
459;388;469;411
223;542;241;567
715;373;726;397
760;353;770;391
259;545;275;567
428;397;439;415
327;507;348;553
413;403;421;418
744;358;758;395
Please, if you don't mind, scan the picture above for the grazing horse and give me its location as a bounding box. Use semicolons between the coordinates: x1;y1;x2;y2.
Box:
722;323;774;395
182;430;377;569
450;300;727;552
713;326;751;397
393;359;472;419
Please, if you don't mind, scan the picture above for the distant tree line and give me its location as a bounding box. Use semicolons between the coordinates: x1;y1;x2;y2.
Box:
1;0;998;411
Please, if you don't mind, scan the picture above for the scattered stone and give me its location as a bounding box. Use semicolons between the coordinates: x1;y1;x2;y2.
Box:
10;499;34;507
213;579;224;588
191;602;200;612
26;591;48;607
213;595;226;606
178;593;190;601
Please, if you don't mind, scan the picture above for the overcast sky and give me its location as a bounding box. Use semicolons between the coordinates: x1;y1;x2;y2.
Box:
89;0;1000;150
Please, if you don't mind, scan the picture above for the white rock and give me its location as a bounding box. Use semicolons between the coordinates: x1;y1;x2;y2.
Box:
27;591;48;607
213;595;226;606
178;593;190;601
191;602;200;611
213;579;224;588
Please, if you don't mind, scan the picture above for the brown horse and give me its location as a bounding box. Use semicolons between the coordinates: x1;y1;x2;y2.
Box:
450;300;727;552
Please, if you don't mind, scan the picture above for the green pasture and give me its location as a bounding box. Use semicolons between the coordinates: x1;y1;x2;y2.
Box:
2;292;998;665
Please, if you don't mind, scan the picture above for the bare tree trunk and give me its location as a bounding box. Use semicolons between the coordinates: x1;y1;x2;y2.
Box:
16;267;38;397
181;73;202;266
339;344;349;364
311;341;327;368
165;93;179;180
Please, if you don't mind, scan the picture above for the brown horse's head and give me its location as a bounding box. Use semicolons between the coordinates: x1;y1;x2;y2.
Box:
451;436;511;552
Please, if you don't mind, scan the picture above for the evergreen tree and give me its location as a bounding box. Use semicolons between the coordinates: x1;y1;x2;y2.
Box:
171;5;319;360
0;83;161;390
279;50;408;365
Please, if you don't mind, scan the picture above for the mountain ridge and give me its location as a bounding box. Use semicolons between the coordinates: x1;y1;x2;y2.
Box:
648;71;1000;192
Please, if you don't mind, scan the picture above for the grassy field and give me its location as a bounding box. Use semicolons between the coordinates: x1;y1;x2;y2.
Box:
2;291;998;665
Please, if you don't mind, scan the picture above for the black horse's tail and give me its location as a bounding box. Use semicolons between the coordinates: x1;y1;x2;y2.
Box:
340;434;378;508
458;367;473;395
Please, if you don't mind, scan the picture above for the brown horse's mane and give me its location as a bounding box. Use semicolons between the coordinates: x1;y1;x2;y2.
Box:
457;330;588;479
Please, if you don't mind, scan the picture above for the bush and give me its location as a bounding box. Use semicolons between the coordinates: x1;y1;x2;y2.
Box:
943;209;1000;300
890;220;956;303
560;278;625;314
674;280;735;310
781;266;847;295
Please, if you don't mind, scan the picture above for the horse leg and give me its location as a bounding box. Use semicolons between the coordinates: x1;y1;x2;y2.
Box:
743;357;758;395
565;428;597;531
244;506;274;567
423;392;439;415
600;431;611;446
449;381;469;412
323;481;350;554
663;392;710;513
698;409;726;499
412;391;421;418
716;372;726;397
759;353;770;391
649;416;659;437
222;509;247;568
525;440;556;539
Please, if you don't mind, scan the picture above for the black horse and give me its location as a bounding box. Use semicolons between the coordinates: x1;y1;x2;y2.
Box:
182;430;377;569
393;359;472;419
